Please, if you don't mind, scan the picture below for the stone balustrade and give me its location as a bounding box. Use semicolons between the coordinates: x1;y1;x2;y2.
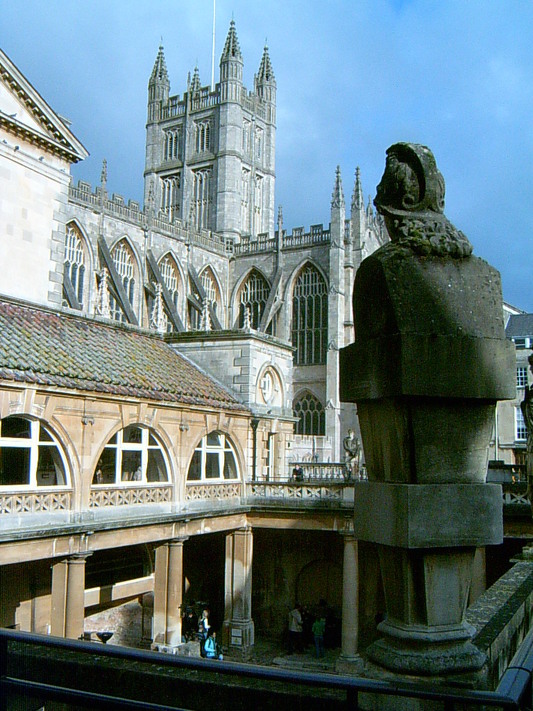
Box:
68;182;232;256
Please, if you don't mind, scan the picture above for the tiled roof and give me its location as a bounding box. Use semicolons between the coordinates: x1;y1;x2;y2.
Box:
506;314;533;339
0;300;246;410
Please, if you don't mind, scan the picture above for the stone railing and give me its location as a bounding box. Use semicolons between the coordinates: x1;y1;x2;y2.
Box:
89;485;172;508
185;483;241;501
234;225;330;256
69;183;232;256
294;462;351;481
468;559;533;688
502;482;529;508
0;490;71;515
282;224;330;248
246;481;353;503
233;233;277;256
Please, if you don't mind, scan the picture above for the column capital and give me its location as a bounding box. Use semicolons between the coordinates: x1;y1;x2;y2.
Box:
167;536;189;546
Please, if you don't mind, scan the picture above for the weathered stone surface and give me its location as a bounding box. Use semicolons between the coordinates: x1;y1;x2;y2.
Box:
339;143;515;682
353;482;502;547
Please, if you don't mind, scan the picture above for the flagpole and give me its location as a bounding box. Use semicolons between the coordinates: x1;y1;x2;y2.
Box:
211;0;216;91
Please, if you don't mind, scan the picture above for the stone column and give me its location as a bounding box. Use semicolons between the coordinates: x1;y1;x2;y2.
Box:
51;553;91;639
223;526;254;657
341;531;358;659
153;537;187;647
337;527;363;674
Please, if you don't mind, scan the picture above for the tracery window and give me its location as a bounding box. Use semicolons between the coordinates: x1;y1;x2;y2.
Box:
255;126;263;160
239;270;269;329
196;121;211;153
293;393;325;436
159;255;180;310
164;128;181;160
291;265;328;365
187;431;239;482
63;223;86;308
0;416;68;487
110;240;136;323
253;174;263;236
241;168;251;234
242;119;250;155
193;169;211;230
189;267;220;330
160;174;181;221
92;426;168;485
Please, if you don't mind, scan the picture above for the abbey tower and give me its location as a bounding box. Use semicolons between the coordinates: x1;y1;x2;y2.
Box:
144;21;276;243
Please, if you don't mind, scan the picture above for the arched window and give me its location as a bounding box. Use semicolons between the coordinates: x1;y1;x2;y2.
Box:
241;168;251;234
159;255;180;310
92;426;168;485
187;432;239;482
63;223;86;309
0;416;68;487
253;174;263;236
193;169;211;230
293;392;325;436
164;128;181;160
238;270;269;329
196;121;211;153
110;240;136;323
189;267;220;330
160;174;181;221
291;265;328;365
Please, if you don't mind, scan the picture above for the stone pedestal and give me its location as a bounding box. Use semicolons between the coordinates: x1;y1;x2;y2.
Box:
51;553;91;639
153;538;187;647
223;526;254;658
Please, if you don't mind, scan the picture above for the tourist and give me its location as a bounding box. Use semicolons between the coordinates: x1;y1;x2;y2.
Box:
312;615;326;658
198;608;211;656
288;604;303;654
181;606;198;643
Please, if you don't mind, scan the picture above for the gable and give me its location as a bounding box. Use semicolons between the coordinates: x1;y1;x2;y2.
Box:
0;49;87;163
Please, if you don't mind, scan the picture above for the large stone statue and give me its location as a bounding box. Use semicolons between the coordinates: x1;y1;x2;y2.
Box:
522;354;533;508
340;143;515;683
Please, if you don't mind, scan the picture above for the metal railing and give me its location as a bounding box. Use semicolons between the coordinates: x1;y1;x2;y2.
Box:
1;626;533;710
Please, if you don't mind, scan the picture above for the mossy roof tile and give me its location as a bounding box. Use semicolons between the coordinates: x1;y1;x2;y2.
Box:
0;300;246;411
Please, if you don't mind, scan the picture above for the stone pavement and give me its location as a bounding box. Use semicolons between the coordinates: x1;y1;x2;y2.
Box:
247;637;341;673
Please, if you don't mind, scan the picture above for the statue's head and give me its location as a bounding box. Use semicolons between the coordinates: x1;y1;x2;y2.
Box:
373;143;472;257
374;143;445;227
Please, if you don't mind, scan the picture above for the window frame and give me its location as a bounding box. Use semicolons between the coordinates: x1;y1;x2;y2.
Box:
92;426;170;487
186;432;239;483
0;416;69;489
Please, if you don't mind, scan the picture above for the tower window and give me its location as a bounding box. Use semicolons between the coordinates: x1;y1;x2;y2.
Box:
164;128;181;160
196;121;211;153
193;170;211;230
161;174;181;221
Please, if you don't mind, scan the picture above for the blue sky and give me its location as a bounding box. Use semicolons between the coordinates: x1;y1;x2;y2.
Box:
2;0;532;311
